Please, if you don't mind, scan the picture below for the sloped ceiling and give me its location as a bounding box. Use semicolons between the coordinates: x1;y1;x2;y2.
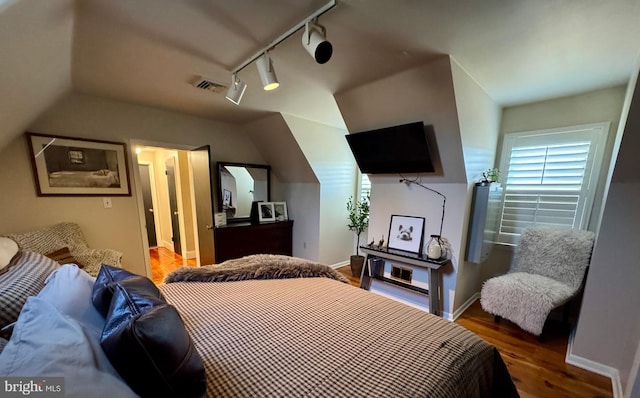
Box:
1;0;639;152
0;0;73;150
71;0;640;129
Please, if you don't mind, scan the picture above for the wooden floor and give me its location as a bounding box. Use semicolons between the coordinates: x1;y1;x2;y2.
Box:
149;247;197;284
335;265;613;398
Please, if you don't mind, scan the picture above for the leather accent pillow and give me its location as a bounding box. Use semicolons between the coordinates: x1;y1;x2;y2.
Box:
101;284;206;398
45;247;84;269
92;264;163;317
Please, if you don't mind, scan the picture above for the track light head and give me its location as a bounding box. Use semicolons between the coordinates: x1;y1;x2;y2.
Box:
225;74;247;105
256;53;280;91
302;21;332;64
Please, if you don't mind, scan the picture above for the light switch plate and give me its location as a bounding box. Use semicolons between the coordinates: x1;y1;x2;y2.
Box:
103;197;112;209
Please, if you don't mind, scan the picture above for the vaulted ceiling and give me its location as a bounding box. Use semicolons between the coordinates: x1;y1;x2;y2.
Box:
71;0;640;129
2;0;640;141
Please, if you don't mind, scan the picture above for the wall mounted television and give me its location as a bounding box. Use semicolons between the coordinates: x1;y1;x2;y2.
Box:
345;121;435;174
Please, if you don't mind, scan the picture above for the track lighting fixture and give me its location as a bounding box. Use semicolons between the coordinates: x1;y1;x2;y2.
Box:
302;21;332;64
225;74;247;105
224;0;336;105
256;53;280;91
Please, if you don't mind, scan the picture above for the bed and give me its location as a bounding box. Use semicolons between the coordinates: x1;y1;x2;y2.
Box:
48;169;120;188
0;249;518;398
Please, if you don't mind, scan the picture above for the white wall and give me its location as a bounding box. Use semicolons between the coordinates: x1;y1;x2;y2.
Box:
571;71;640;393
276;182;321;260
0;92;265;276
500;85;627;232
282;114;356;266
243;115;322;262
335;56;469;316
484;86;629;294
449;58;502;312
336;56;467;184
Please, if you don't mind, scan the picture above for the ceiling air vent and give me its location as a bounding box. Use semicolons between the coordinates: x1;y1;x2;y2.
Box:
191;76;227;93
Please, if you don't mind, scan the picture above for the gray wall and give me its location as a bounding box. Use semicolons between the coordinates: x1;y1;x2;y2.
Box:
572;70;640;391
0;92;265;276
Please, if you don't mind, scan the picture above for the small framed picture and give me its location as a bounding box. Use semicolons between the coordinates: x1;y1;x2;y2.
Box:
273;202;288;221
222;189;232;206
387;215;425;255
258;202;275;222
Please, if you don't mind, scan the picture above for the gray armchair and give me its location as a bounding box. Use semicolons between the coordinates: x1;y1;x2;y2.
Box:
480;226;595;336
7;222;122;277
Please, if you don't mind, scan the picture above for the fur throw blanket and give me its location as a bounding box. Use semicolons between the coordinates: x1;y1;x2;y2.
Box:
165;254;349;284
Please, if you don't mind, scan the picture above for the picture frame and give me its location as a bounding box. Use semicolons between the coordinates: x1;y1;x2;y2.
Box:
222;189;232;206
387;215;425;255
273;202;288;221
26;132;131;196
258;202;276;222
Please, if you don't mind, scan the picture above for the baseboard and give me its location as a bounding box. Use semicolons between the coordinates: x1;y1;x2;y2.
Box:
451;292;480;321
184;250;196;259
331;260;350;269
566;329;623;398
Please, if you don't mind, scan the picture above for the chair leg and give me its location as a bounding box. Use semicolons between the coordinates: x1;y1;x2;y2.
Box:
494;315;502;323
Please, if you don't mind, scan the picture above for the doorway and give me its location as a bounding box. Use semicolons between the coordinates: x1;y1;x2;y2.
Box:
135;145;215;284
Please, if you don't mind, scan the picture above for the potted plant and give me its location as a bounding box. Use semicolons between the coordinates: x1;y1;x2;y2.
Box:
347;194;370;277
481;167;500;184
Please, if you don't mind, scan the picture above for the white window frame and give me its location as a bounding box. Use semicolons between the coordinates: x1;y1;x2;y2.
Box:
496;122;609;245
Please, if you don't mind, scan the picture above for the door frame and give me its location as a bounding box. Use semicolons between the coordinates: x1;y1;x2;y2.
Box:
138;160;161;248
130;140;202;278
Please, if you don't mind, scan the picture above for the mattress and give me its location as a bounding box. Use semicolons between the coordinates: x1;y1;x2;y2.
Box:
160;277;518;398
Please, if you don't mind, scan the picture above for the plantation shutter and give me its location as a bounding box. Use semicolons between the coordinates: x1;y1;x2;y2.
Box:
497;123;608;245
360;173;371;200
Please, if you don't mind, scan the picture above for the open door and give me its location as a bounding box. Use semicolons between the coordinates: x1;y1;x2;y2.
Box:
138;164;158;247
190;145;215;265
165;157;182;255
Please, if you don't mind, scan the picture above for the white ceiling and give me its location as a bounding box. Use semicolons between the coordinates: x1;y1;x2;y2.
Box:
72;0;640;129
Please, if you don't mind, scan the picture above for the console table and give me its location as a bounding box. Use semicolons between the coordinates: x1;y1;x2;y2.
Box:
359;246;448;316
214;220;293;263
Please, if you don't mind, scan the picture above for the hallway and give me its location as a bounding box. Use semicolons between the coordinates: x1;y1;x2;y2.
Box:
150;247;197;284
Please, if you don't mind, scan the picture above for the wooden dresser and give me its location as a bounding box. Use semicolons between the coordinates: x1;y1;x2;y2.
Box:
213;220;293;263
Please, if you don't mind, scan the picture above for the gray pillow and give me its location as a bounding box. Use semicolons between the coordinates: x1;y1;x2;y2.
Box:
0;251;59;329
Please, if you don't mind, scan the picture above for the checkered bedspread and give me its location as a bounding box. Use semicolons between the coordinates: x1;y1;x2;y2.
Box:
160;278;518;398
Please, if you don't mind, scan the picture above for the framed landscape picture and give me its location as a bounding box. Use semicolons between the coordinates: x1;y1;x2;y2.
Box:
387;215;425;254
27;132;131;196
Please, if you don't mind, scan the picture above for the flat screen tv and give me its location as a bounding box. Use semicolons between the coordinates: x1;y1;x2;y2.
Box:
345;121;435;174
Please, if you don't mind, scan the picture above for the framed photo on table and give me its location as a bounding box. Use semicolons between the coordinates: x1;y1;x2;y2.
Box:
258;202;275;222
387;215;425;255
273;202;288;221
26;132;131;196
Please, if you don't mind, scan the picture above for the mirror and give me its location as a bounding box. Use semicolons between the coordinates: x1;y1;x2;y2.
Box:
217;162;271;223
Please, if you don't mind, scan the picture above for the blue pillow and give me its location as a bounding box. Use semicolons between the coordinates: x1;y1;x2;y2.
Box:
0;297;137;398
38;264;105;333
92;264;163;317
101;284;206;397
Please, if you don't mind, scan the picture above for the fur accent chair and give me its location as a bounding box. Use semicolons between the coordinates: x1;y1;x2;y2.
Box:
6;222;123;277
480;226;595;336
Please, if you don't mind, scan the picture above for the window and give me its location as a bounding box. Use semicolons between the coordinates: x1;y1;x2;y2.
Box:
359;173;371;201
496;122;609;245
